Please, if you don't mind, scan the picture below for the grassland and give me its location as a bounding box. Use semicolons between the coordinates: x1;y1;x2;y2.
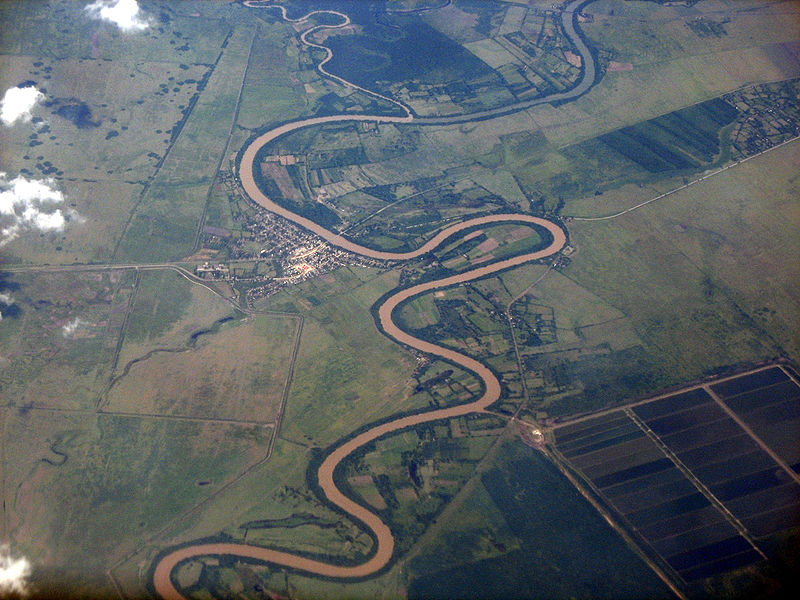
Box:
235;28;305;131
0;0;246;265
114;268;232;359
114;24;255;263
565;140;799;382
2;408;270;599
0;263;306;598
0;269;136;410
104;314;298;422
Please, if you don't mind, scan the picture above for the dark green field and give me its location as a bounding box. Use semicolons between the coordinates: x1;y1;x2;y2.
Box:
597;98;738;172
1;0;799;598
407;441;672;599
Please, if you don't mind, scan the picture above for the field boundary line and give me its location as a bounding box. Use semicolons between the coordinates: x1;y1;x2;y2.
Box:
779;364;800;388
547;444;688;600
21;405;277;427
98;269;141;410
504;261;557;414
1;408;7;541
192;26;258;254
268;314;304;459
623;407;767;563
703;385;800;487
569;135;800;222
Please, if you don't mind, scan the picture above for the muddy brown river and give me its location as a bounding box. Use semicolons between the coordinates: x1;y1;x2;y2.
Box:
153;126;565;599
151;0;591;594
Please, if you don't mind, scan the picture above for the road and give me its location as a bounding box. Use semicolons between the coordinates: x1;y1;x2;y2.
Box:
151;0;597;595
152;210;566;600
569;136;800;221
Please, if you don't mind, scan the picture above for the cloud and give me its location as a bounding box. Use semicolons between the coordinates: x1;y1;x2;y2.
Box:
0;85;44;126
0;544;31;596
0;293;14;321
85;0;149;31
61;317;86;337
0;173;78;246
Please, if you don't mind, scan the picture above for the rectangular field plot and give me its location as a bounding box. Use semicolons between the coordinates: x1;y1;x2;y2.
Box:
633;381;800;541
554;410;759;582
711;366;800;470
554;367;800;584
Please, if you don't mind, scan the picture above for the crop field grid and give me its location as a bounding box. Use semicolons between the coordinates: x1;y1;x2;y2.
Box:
553;366;800;583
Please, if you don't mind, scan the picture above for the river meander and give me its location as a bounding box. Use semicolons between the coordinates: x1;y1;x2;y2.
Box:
152;1;594;596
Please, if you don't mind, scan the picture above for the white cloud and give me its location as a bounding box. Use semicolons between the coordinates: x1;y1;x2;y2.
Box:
85;0;149;32
0;544;31;596
0;173;78;246
62;317;86;337
0;293;14;321
0;85;44;126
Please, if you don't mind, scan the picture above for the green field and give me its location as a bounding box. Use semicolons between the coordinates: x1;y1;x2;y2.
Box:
406;440;672;599
564;140;800;384
1;0;799;597
0;269;136;410
2;408;270;599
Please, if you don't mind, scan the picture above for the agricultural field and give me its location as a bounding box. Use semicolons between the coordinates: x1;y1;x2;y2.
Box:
710;367;800;476
1;0;799;598
552;365;800;586
337;413;509;556
395;268;537;416
541;0;800;145
253;118;531;251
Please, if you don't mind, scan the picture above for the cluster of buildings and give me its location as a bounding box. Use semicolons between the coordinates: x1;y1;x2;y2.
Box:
726;79;800;159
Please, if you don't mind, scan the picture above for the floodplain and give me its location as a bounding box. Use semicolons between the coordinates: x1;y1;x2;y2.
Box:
0;0;798;598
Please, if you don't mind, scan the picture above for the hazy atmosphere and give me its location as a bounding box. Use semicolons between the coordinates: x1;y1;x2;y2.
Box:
0;1;798;599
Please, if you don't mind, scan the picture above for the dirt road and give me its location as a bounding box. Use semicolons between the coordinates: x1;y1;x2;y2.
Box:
151;1;587;595
152;208;565;598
